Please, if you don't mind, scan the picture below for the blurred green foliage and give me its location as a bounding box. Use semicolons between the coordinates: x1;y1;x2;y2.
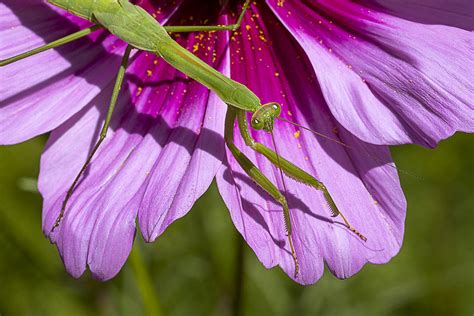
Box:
0;133;472;316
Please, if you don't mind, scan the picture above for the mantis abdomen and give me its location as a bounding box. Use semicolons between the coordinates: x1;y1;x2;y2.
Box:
48;0;261;111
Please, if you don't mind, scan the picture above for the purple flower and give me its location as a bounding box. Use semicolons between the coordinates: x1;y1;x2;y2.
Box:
0;0;472;285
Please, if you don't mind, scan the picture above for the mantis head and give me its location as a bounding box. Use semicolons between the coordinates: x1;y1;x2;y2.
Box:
251;102;281;132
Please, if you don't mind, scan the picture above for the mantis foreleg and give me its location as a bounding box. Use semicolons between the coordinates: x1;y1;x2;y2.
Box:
0;25;101;67
51;45;133;232
236;110;367;242
164;0;250;33
225;107;300;278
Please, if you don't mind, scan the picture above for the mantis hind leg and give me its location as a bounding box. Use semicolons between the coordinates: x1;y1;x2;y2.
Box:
235;110;368;242
163;0;250;33
225;108;300;278
50;45;133;232
0;25;101;67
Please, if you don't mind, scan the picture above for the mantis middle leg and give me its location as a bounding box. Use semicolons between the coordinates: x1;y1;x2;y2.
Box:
163;0;250;33
0;25;101;67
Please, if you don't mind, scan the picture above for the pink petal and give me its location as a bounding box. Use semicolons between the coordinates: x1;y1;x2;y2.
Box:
0;0;126;144
0;0;179;145
217;3;405;284
39;4;228;280
267;0;474;147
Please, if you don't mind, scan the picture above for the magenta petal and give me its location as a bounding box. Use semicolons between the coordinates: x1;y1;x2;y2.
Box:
137;20;228;242
217;3;405;284
363;0;474;31
267;0;474;147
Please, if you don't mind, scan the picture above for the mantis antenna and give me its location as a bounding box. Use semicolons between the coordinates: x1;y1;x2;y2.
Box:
277;117;417;178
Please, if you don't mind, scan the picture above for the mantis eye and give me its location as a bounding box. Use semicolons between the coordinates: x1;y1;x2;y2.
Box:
251;117;265;130
267;102;281;116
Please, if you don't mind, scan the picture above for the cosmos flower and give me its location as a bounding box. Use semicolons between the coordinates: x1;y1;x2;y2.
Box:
0;0;472;285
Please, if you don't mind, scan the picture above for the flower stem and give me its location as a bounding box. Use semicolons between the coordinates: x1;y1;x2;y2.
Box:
231;235;245;316
129;244;163;316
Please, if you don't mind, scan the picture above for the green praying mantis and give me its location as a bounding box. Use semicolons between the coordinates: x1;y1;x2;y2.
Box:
0;0;367;278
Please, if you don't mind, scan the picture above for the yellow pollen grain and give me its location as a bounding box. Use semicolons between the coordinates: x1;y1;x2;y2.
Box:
245;25;251;31
274;72;280;77
136;87;143;96
294;130;300;138
146;70;153;77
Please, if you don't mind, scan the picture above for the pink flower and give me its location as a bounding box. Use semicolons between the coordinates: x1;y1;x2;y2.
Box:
0;0;472;284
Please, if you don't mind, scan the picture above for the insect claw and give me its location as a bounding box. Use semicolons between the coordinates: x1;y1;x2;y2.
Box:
51;217;62;232
337;211;368;242
294;259;300;279
347;225;368;242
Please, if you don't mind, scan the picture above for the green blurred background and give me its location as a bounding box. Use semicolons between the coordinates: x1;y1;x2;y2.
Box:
0;133;472;316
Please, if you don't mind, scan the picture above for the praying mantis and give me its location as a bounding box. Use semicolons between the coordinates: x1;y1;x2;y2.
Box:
0;0;367;278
